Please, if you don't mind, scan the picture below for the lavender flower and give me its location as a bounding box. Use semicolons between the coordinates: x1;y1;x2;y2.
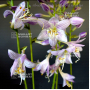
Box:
37;16;70;46
33;53;51;76
8;49;36;84
59;67;75;88
66;38;86;63
3;1;37;30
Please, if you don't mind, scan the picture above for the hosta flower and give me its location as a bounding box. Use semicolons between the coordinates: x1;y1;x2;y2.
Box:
66;38;86;63
8;49;36;84
49;64;59;77
3;1;37;30
33;53;51;76
37;16;70;46
59;67;75;88
48;47;73;70
70;16;84;28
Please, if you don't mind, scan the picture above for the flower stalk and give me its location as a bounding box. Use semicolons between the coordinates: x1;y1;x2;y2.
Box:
27;0;35;89
69;24;73;89
52;44;58;89
28;28;35;89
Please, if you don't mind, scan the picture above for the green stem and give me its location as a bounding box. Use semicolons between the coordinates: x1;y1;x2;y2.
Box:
52;44;58;89
69;24;73;89
56;70;58;89
28;27;35;89
27;0;35;88
52;73;56;89
53;0;56;16
16;30;20;54
16;30;28;89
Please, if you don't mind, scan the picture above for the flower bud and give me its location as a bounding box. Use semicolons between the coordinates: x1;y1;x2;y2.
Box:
35;13;43;18
70;17;84;26
59;0;67;7
0;4;7;8
74;7;81;11
79;32;87;38
40;3;50;12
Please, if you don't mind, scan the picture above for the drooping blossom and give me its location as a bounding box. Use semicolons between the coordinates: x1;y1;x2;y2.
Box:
65;38;86;63
59;67;75;88
8;49;36;84
33;53;51;76
37;16;70;46
3;1;37;30
48;46;73;71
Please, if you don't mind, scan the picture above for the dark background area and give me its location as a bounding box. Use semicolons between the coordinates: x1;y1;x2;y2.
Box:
0;0;89;89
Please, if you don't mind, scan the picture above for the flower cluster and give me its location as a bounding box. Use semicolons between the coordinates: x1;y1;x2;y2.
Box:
3;0;87;89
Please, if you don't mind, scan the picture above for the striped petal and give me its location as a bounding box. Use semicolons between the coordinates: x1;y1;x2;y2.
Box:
10;59;18;76
37;18;51;29
24;58;36;68
8;49;22;60
3;10;13;18
56;19;70;30
37;29;48;40
14;1;25;18
49;17;59;26
57;29;67;42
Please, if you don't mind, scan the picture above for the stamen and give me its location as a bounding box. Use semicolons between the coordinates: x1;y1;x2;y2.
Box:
59;57;64;60
41;73;43;76
66;80;72;88
75;47;79;52
33;67;35;69
50;69;54;73
20;7;22;9
15;64;24;74
23;9;25;11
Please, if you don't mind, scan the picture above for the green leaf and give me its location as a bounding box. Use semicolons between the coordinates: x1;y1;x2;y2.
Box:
20;46;27;51
32;37;37;43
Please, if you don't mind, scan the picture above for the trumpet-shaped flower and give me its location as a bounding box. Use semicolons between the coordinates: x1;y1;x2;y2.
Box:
8;49;36;84
66;38;85;63
59;67;75;88
37;16;70;46
49;47;73;70
33;53;51;76
49;64;59;77
3;1;37;30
